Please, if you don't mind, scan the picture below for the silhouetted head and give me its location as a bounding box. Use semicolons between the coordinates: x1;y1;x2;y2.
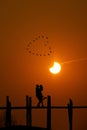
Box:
40;84;43;91
36;84;39;89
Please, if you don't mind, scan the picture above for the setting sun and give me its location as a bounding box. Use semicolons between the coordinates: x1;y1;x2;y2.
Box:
49;62;61;74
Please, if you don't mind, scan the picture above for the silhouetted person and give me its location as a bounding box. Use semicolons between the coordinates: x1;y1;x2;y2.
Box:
36;84;46;107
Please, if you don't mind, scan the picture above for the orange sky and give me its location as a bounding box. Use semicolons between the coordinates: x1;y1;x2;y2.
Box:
0;0;87;130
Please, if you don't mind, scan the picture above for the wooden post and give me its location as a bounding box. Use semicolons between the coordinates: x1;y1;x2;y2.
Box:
26;96;29;126
26;96;32;127
29;97;32;127
47;96;51;130
68;99;73;130
5;96;11;127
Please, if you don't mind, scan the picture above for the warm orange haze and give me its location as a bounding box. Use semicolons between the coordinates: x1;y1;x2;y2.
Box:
0;0;87;130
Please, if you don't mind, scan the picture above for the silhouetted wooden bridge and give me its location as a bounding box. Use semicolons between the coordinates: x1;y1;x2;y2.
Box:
0;95;87;130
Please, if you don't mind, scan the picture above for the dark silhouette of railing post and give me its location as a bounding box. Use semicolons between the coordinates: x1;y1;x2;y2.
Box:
68;98;73;130
47;96;51;130
26;96;32;127
5;96;11;127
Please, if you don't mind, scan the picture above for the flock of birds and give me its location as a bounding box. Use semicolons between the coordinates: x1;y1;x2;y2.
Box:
25;34;87;74
25;35;53;56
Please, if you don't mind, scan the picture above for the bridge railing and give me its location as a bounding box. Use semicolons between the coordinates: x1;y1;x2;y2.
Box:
0;96;87;130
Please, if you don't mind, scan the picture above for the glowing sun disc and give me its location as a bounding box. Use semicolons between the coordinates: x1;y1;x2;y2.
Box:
49;62;61;74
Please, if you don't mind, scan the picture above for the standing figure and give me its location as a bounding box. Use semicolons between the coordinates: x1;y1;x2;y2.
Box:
36;84;46;107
